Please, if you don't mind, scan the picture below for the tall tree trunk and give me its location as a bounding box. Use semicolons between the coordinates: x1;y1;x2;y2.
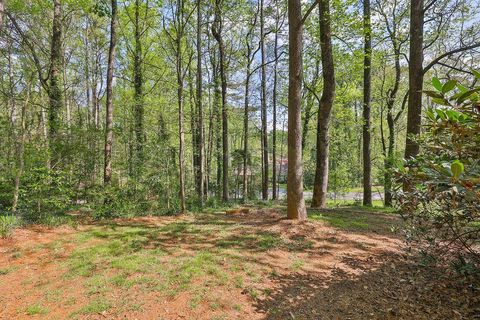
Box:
212;0;229;202
196;0;205;204
12;81;31;212
48;0;64;167
242;5;259;201
405;0;424;159
384;45;402;206
362;0;372;206
286;0;307;219
104;0;118;185
211;51;222;198
133;0;144;177
177;34;186;214
243;55;251;201
260;0;268;200
272;12;279;200
311;0;335;209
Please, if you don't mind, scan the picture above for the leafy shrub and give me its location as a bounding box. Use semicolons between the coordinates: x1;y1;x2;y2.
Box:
396;75;480;272
0;215;21;238
18;167;74;220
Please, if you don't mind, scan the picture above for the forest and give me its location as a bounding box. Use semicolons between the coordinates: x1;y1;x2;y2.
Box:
0;0;479;319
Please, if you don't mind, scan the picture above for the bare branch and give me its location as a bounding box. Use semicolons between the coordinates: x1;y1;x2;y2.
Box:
423;42;480;75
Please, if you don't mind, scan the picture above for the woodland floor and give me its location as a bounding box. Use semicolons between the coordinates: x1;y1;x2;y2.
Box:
0;207;479;320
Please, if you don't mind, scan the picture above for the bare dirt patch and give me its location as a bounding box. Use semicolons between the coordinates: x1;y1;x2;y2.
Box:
0;208;478;319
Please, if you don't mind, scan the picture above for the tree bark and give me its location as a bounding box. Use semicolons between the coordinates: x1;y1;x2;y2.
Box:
405;0;424;159
104;0;118;185
287;0;307;219
196;0;205;204
48;0;64;167
311;0;335;209
133;0;145;177
362;0;372;206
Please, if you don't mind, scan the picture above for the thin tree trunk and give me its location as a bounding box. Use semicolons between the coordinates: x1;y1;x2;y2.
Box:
272;22;278;200
196;0;205;204
12;81;31;212
177;38;186;214
243;59;251;200
242;5;259;201
260;0;268;200
211;51;222;198
286;0;307;219
104;0;118;185
311;0;335;209
212;0;229;202
362;0;372;206
405;0;424;159
133;0;144;177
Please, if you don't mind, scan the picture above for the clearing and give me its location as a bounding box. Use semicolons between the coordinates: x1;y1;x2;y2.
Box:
0;207;478;319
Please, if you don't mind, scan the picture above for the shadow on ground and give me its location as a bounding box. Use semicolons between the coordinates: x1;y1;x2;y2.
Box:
254;252;480;320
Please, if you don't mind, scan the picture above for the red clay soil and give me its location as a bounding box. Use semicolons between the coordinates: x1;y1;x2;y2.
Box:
0;209;479;320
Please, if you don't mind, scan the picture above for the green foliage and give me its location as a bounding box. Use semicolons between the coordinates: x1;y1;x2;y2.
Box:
398;76;480;271
0;215;21;238
25;303;49;316
18;167;74;221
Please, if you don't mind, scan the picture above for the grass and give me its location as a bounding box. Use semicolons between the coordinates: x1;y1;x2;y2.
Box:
0;266;16;275
74;299;111;315
2;205;400;318
25;303;49;315
310;213;370;230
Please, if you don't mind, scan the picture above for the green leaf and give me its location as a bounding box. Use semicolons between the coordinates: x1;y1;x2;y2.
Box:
431;97;450;106
442;80;457;93
472;69;480;80
432;77;442;91
435;109;447;120
457;88;480;103
423;90;444;99
457;84;468;93
451;160;464;179
425;108;436;121
445;110;459;121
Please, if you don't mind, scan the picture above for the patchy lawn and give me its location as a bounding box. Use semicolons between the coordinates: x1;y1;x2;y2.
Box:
0;208;478;319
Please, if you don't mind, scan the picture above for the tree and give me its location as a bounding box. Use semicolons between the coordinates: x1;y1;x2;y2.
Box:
404;0;424;159
286;0;308;219
242;2;260;201
311;0;335;209
375;0;408;207
212;0;229;202
104;0;118;185
133;0;145;177
196;0;205;205
362;0;372;206
272;0;284;201
48;0;64;167
260;0;268;201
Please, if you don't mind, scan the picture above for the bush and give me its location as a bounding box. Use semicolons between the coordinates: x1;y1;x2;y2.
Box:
18;167;74;220
396;75;480;272
0;215;21;238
